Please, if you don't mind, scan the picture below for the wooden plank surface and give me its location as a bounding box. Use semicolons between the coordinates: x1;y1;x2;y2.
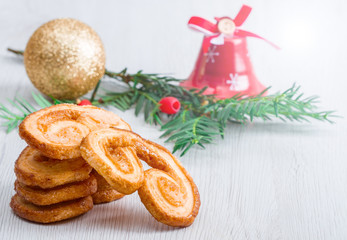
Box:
0;0;346;239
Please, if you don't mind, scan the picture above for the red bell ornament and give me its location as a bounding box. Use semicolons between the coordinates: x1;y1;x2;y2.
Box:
181;5;279;99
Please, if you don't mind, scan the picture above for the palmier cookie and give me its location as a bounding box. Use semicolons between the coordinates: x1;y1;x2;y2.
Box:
81;128;200;227
91;170;124;204
81;131;144;195
10;194;93;223
15;175;97;206
15;147;92;189
19;104;131;159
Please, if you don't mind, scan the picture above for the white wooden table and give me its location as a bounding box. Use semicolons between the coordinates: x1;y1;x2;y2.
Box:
1;0;346;239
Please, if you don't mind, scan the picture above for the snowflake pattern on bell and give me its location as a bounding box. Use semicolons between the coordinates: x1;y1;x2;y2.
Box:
204;46;219;63
226;73;249;91
226;73;238;90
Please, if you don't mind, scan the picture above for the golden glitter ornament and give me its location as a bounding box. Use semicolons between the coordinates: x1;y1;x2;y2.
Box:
24;18;105;100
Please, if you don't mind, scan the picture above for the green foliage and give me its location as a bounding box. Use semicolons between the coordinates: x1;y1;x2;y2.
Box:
102;69;336;155
0;54;337;155
208;85;335;124
161;111;222;156
0;93;52;133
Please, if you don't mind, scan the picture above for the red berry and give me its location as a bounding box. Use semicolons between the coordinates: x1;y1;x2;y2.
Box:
159;97;181;114
78;99;92;106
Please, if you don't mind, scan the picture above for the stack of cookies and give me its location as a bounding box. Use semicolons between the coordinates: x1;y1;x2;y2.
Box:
10;104;129;223
9;104;201;227
11;147;96;223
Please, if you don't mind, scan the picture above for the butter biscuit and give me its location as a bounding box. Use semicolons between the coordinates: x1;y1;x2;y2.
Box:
10;194;93;223
81;128;200;227
15;147;92;189
15;175;97;205
19;104;131;159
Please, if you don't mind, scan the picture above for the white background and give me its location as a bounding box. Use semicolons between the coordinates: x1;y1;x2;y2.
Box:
0;0;346;239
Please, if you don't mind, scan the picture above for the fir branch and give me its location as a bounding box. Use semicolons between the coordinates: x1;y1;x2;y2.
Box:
209;84;335;124
0;96;39;133
3;48;338;156
102;69;337;155
161;111;221;156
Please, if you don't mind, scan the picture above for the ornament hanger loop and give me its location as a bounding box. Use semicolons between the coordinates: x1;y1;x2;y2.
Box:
187;4;279;51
